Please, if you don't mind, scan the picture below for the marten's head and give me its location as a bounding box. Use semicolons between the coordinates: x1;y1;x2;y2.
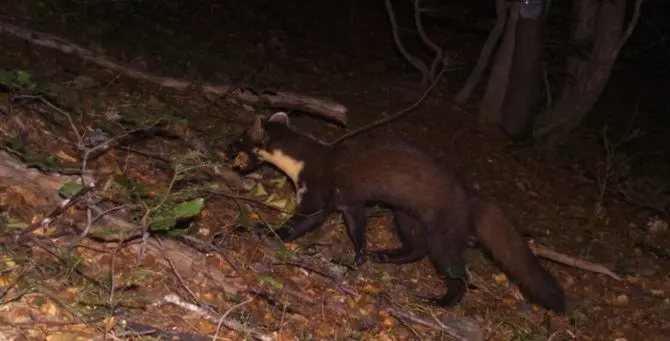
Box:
225;112;305;184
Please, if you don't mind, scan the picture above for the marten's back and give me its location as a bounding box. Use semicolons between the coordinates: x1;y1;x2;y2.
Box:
329;138;468;221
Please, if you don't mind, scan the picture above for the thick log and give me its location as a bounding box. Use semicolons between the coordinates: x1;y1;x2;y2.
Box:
0;22;347;125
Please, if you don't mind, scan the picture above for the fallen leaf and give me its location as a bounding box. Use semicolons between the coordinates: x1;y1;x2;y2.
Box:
268;176;287;188
103;316;117;330
361;283;382;295
41;300;58;315
251;182;268;197
492;272;508;285
197;320;216;334
649;289;664;297
46;332;90;341
55;150;77;163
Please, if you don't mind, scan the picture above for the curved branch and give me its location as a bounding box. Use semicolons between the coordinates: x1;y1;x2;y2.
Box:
615;0;644;54
455;0;507;104
413;0;444;82
384;0;429;79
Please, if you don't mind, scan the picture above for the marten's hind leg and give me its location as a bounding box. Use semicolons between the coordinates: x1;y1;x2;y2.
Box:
370;211;426;264
417;214;470;307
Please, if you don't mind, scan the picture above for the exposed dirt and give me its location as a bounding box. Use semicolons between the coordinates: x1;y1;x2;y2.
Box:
0;1;668;340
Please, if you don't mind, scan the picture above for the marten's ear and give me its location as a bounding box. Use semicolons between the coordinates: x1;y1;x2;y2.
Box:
250;115;265;141
268;112;290;126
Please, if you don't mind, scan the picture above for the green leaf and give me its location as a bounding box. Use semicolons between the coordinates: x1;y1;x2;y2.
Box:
58;182;84;199
149;216;177;231
149;198;204;231
267;177;287;188
15;70;33;88
5;218;29;230
265;194;288;209
172;198;204;219
250;182;268;197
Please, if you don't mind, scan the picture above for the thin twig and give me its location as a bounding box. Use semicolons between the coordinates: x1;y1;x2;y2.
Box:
272;261;360;298
178;235;242;276
12;94;83;143
329;64;448;145
388;307;482;341
15;181;95;243
213;298;254;341
154;237;201;303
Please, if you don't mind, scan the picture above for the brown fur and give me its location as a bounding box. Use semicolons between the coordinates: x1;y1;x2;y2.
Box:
226;113;566;312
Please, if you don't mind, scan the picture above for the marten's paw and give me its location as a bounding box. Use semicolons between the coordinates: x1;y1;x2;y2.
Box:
354;251;367;267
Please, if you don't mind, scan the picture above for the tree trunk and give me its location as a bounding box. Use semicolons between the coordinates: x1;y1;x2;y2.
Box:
564;0;598;91
478;2;520;124
533;0;626;145
499;0;546;140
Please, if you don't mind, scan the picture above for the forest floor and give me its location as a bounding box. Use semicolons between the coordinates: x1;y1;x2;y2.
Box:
0;1;668;340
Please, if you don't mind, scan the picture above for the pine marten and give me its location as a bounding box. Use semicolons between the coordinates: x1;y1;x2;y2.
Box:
225;112;566;313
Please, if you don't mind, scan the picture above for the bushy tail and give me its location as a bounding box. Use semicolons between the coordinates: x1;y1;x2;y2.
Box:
471;199;566;313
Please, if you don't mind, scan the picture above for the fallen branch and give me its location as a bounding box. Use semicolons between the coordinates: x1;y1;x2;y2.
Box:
15;180;95;243
154;237;201;304
117;322;211;341
387;307;483;341
272;261;361;298
0;21;348;124
0;150;92;196
155;294;273;341
530;242;622;281
0;150;98;243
